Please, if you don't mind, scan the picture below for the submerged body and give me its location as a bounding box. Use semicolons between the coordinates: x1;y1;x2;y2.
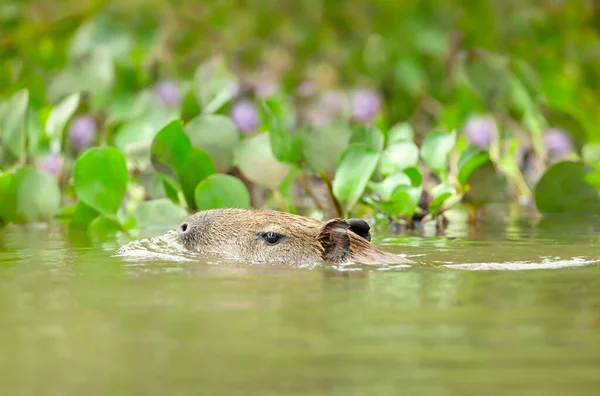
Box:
176;208;412;265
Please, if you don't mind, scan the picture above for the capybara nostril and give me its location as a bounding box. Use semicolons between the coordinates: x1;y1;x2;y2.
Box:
178;222;189;236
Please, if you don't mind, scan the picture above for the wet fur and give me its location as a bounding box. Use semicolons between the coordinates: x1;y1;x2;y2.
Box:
177;208;412;265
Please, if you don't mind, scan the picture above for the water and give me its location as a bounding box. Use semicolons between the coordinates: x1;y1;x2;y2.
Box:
1;207;599;396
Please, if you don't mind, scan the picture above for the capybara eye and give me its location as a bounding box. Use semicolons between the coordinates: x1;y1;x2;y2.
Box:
260;232;284;246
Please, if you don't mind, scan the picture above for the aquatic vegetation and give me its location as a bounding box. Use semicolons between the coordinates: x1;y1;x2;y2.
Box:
1;1;600;238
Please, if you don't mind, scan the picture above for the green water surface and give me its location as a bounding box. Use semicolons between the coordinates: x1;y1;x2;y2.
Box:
1;209;599;396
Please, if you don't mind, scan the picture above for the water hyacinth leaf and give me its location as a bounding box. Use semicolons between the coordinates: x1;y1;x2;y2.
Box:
403;166;423;187
74;147;128;216
0;172;14;226
88;215;122;239
0;89;29;160
458;146;491;186
178;147;216;209
235;133;291;190
69;201;99;230
429;183;456;217
27;108;43;157
160;174;181;205
464;160;510;207
369;172;412;201
333;143;381;213
388;122;414;143
379;141;420;176
378;183;422;218
584;170;600;191
150;120;192;177
136;199;188;227
194;174;251;210
45;92;80;143
303;123;352;174
420;130;457;178
264;99;303;164
184;114;240;172
351;124;385;151
0;167;61;224
534;161;600;214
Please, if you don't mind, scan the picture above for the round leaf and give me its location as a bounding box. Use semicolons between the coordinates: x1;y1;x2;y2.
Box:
458;146;491;186
303;123;352;173
235;133;291;190
351;124;385;151
178;147;216;209
534;161;600;214
194;174;251;210
0;167;61;224
136;199;188;227
184;114;240;172
74;147;128;216
333;143;381;213
388;122;415;143
379;141;420;176
420;130;457;178
150;120;192;177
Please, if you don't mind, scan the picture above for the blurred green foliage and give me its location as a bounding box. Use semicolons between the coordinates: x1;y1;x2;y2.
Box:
2;0;600;237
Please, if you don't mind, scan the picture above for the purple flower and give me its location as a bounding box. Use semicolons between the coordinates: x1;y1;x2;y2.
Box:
36;153;63;178
351;89;381;122
544;128;572;156
155;80;182;108
463;116;497;147
230;100;259;133
68;115;97;149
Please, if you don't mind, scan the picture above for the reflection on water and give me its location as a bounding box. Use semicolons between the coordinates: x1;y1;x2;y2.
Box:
0;207;599;395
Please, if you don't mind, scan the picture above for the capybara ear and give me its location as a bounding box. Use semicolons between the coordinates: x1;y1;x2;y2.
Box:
347;218;371;242
318;218;350;262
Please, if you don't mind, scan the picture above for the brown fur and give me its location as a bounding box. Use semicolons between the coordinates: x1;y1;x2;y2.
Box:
177;208;413;265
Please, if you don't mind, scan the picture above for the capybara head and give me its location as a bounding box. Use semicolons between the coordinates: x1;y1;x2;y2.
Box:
176;208;412;265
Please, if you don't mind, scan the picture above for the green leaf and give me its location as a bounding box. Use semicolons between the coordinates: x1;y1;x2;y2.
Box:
379;141;420;176
369;172;412;201
150;120;192;177
136;199;188;227
45;92;80;145
264;99;303;164
73;147;128;216
160;174;181;204
88;215;122;239
69;201;99;230
303;123;352;174
388;122;414;143
194;174;251;210
458;146;491;186
178;147;216;209
184;114;240;172
351;124;385;151
0;172;15;226
420;130;457;178
428;183;456;217
0;89;29;160
235;133;291;190
26;108;43;157
333;143;381;213
534;161;600;214
0;167;61;224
